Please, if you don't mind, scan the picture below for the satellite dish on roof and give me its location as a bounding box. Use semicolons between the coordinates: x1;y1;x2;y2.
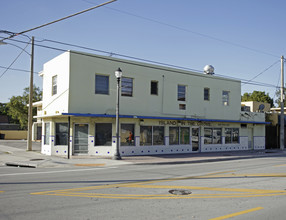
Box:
204;65;215;75
258;104;265;112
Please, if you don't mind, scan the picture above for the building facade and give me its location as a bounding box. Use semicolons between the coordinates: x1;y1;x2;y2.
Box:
36;51;267;157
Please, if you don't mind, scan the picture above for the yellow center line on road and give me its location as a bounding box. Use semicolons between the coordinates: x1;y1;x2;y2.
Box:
31;172;286;199
209;207;264;220
123;184;286;194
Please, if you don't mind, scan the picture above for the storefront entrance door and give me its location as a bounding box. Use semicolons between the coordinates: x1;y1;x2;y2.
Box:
74;124;89;155
192;127;200;152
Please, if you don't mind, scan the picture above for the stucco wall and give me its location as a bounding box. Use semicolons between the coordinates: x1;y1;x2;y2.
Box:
0;130;27;140
41;52;70;117
68;51;241;121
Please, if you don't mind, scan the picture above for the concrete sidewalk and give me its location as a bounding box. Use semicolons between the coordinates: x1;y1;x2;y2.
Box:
0;140;285;168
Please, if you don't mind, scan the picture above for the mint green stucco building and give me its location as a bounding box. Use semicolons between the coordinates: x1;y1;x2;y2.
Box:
35;51;267;157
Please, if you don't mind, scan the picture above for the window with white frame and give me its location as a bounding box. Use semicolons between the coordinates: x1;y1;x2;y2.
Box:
121;77;133;97
204;128;222;144
178;85;186;101
222;91;230;106
44;122;50;145
95;74;109;95
52;75;57;96
225;128;239;144
140;126;164;146
55;123;68;145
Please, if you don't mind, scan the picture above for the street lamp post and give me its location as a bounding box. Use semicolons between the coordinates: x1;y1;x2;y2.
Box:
113;68;122;160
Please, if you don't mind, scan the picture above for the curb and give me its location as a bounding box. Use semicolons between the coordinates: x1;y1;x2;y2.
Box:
122;152;286;165
5;162;37;168
127;156;254;165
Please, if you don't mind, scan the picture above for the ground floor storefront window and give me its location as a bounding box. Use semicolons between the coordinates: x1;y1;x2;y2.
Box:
95;123;112;146
44;122;50;145
169;127;190;145
225;128;239;144
140;126;164;146
121;124;135;146
55;123;68;145
204;128;222;144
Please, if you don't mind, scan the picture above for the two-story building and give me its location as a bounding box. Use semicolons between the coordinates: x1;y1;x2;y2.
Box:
36;50;267;157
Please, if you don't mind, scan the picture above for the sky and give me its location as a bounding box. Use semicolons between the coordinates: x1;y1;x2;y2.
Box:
0;0;285;105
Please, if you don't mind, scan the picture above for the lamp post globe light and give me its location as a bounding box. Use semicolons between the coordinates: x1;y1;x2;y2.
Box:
113;68;122;160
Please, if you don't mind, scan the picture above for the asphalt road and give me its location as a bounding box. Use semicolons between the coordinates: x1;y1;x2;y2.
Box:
0;156;286;220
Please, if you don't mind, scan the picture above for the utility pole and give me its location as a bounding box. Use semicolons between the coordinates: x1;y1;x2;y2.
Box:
27;36;34;151
280;55;284;150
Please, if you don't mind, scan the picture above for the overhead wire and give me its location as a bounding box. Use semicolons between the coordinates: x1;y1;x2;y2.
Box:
0;40;31;79
94;3;280;59
2;36;280;89
272;72;281;102
0;65;38;74
241;60;280;86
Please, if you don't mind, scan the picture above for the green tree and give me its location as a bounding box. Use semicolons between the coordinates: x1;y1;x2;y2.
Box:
274;87;286;107
0;103;8;115
241;91;274;107
6;85;42;129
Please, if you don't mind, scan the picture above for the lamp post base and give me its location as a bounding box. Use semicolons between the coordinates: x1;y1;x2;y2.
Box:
112;154;122;160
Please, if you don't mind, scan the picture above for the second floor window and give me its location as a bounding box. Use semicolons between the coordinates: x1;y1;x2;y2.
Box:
121;77;133;97
52;75;57;96
178;85;186;101
222;91;230;106
151;81;158;95
204;88;210;101
95;74;109;95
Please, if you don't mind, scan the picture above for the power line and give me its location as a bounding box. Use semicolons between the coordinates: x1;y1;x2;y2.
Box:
0;41;30;79
3;36;280;89
0;65;38;74
96;4;280;58
0;0;117;42
241;60;280;86
272;73;281;102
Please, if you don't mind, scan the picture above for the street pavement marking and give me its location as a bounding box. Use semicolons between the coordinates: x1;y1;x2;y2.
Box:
31;172;286;199
209;207;264;220
0;191;4;193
